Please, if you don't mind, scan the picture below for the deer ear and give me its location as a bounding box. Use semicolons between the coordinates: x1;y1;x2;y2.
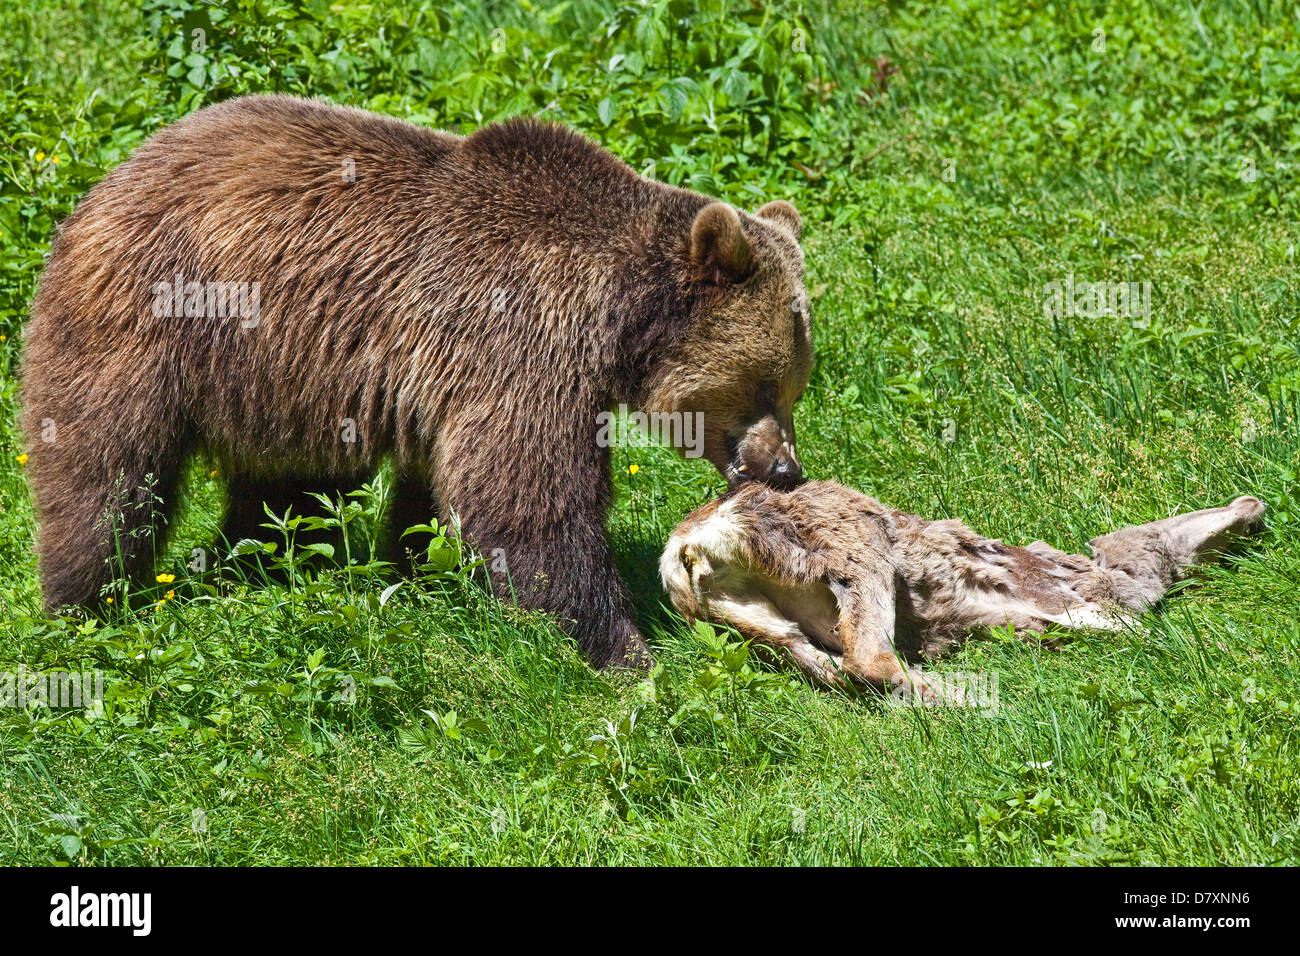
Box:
690;202;753;285
756;200;802;241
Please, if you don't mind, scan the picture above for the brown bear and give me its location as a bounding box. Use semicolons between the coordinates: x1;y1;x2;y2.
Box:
661;481;1265;697
20;94;811;669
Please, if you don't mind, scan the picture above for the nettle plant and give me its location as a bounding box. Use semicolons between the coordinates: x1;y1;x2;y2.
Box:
6;477;491;747
137;0;833;201
224;477;473;593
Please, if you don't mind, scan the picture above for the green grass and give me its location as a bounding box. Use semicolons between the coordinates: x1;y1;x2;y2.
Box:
1;0;1298;865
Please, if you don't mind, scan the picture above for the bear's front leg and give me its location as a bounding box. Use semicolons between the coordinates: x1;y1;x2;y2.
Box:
469;515;651;669
432;419;650;671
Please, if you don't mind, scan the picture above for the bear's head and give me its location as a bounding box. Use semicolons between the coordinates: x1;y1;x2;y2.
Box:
645;199;813;489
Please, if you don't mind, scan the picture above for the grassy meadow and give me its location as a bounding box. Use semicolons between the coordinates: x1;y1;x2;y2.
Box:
1;0;1298;865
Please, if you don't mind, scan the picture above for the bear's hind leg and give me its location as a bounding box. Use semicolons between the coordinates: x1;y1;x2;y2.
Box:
30;431;186;611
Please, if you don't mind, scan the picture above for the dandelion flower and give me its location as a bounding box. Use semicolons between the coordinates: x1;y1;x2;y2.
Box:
15;453;28;465
627;464;639;475
35;151;44;162
156;573;175;584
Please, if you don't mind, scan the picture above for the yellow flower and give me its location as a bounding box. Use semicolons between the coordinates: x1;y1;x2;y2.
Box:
105;597;113;604
15;453;28;465
0;334;7;341
50;155;59;164
209;469;218;477
627;464;639;475
165;590;175;600
155;573;175;584
35;151;44;162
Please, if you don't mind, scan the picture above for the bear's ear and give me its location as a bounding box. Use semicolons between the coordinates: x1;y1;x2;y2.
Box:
756;200;802;241
690;202;754;286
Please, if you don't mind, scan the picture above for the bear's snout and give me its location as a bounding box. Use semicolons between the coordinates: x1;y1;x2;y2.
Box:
733;446;803;489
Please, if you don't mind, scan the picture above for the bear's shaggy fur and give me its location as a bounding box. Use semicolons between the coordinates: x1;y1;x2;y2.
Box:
21;94;812;668
661;481;1265;696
